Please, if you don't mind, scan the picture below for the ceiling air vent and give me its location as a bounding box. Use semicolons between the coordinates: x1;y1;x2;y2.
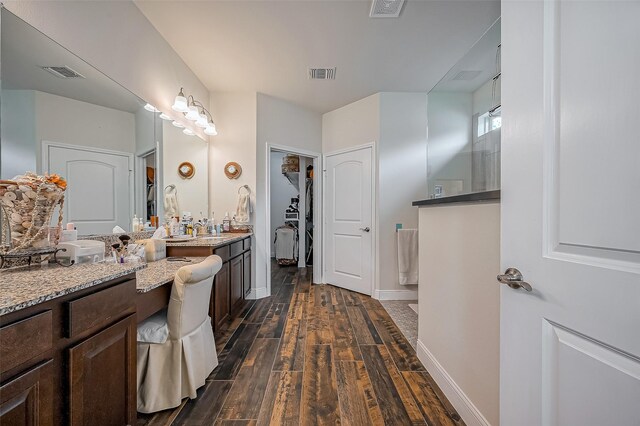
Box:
41;66;85;79
308;67;336;80
370;0;405;18
451;70;482;81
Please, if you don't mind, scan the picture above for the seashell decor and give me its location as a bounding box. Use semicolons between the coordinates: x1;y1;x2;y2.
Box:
0;172;66;253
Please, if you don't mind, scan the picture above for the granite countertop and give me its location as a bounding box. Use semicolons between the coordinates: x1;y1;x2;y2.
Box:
0;262;145;316
163;232;252;247
136;257;206;293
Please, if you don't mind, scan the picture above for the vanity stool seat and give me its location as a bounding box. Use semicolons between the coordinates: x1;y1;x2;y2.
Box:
136;255;223;413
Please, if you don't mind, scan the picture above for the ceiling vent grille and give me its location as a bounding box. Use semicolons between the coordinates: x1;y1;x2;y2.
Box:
451;70;482;81
308;67;336;80
370;0;405;18
41;66;85;79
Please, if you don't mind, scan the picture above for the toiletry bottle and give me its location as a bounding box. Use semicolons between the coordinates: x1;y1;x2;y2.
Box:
132;215;139;232
209;212;216;235
223;212;231;233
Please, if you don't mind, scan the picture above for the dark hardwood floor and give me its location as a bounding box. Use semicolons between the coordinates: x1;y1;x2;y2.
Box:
137;264;463;426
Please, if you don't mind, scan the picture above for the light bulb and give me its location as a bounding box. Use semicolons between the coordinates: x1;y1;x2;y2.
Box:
183;128;195;136
196;112;208;128
172;88;188;112
159;113;172;120
185;105;200;121
172;121;185;128
144;103;159;112
204;123;217;136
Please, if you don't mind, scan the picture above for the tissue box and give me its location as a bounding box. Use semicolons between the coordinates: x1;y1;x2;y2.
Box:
57;240;105;264
138;239;166;262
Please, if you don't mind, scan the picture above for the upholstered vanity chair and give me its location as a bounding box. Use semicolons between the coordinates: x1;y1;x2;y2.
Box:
136;255;223;413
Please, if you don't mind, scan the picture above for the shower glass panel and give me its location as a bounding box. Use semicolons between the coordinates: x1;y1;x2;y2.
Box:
427;19;501;199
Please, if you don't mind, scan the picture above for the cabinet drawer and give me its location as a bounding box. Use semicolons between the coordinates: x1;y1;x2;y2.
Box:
0;310;52;374
214;245;230;262
66;280;136;338
243;237;251;251
230;241;244;258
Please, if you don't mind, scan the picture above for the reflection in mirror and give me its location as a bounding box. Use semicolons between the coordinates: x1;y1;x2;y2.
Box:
427;19;501;199
0;8;158;235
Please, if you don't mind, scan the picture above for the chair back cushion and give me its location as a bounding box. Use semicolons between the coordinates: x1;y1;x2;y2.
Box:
167;255;223;338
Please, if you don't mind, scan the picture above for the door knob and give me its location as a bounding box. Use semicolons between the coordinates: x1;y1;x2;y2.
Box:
497;268;532;292
360;227;370;232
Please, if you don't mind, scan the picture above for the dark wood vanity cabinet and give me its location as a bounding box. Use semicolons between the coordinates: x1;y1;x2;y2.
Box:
167;236;252;332
212;261;230;330
68;314;136;426
0;276;138;425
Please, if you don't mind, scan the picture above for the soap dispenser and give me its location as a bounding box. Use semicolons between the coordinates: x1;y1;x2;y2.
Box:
223;212;231;233
132;214;140;232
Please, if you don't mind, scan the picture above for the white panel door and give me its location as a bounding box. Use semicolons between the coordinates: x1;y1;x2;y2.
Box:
501;1;640;425
45;144;132;235
324;147;373;295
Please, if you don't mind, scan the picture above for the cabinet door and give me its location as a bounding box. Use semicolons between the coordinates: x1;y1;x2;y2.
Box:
68;314;136;426
229;256;243;314
243;250;252;298
0;360;53;426
212;261;230;331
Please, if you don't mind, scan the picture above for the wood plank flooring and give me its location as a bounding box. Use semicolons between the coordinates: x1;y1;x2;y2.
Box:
138;265;463;426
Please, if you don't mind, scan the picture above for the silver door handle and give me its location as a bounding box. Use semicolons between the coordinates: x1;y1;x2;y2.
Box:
359;227;370;232
497;268;532;292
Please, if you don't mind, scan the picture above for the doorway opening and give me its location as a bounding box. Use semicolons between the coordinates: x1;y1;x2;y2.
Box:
266;144;322;297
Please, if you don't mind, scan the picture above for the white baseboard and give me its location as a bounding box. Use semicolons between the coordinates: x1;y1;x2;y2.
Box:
416;339;492;426
373;289;418;300
246;287;269;299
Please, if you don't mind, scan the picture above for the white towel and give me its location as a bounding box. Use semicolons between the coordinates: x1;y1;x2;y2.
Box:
397;229;418;285
236;193;251;223
164;192;179;218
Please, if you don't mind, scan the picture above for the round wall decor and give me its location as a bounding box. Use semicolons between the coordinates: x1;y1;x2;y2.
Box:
178;162;195;179
224;162;242;179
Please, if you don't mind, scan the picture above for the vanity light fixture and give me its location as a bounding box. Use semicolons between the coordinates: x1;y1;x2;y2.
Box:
185;105;200;121
159;112;172;120
204;122;217;136
144;103;159;112
172;88;189;112
172;120;185;128
170;87;219;137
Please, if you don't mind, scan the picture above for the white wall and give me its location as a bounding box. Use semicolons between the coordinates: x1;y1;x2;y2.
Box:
426;91;473;197
35;91;136;155
270;151;299;256
5;0;209;139
378;92;427;296
162;120;208;219
208;92;257;224
417;202;500;426
0;90;36;179
256;93;322;293
322;92;427;297
322;94;380;154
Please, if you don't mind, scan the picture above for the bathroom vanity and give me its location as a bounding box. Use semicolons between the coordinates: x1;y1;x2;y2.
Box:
0;233;252;424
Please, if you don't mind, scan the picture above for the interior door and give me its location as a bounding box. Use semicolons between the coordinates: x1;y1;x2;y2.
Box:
501;1;640;425
324;146;373;295
45;143;132;234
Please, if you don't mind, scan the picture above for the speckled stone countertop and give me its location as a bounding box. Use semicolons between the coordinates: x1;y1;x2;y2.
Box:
136;257;206;293
0;262;145;316
163;232;252;247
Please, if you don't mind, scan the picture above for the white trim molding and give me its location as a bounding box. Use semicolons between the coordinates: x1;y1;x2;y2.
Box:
416;339;492;426
246;286;269;300
373;289;418;300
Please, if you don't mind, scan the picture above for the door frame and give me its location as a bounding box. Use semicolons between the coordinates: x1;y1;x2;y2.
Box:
135;148;158;222
265;143;323;296
42;140;135;228
323;142;376;297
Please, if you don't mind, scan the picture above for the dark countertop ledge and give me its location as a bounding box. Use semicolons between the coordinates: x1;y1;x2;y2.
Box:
412;190;500;207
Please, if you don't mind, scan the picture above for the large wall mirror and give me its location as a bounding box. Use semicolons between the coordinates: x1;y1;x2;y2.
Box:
427;19;501;199
0;8;161;235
